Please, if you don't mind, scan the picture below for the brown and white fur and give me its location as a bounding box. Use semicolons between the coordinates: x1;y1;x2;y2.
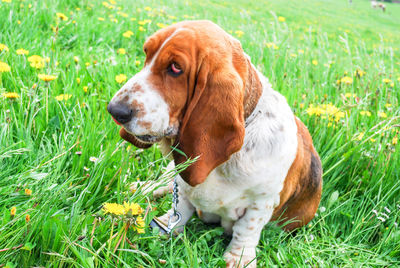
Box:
108;20;322;267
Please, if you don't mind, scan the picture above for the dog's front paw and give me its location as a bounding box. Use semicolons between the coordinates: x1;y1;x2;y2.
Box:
224;247;256;268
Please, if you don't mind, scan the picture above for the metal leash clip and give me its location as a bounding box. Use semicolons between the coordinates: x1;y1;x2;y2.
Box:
149;176;182;235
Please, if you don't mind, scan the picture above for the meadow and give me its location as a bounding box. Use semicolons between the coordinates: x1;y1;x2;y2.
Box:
1;0;400;266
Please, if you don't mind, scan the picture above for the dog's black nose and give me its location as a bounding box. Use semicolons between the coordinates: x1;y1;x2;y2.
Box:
107;102;133;124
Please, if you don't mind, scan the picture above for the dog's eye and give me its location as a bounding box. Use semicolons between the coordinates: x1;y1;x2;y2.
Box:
167;63;183;77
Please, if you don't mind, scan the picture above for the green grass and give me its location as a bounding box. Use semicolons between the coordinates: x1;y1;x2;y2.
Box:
1;0;400;266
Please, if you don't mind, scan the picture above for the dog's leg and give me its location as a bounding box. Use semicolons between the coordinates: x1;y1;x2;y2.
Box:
224;199;276;268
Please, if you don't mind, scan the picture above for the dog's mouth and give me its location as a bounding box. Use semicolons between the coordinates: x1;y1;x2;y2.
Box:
135;134;162;144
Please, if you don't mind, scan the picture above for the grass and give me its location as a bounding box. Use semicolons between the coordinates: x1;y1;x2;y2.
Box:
0;0;399;266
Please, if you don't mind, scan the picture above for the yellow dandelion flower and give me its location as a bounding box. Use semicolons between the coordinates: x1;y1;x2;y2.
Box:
0;44;9;52
312;60;318;66
117;48;126;55
298;49;304;54
370;138;376;142
10;206;16;216
83;86;88;93
385;103;392;108
16;48;29;55
103;202;125;216
28;55;45;69
235;30;244;38
341;76;353;85
354;69;365;77
397;77;400;82
2;0;12;3
290;53;297;58
390;82;394;87
357;132;364;141
76;78;81;84
115;74;127;83
17;20;21;24
98;17;105;21
378;111;387;118
144;6;152;11
56;12;68;21
25;189;32;196
345;93;356;98
156;22;168;29
55;94;72;101
25;214;30;223
138;26;145;32
278;16;286;22
265;42;279;49
117;11;128;17
73;56;79;63
122;30;134;38
38;74;57;82
360;111;371;117
135;60;141;66
123;202;143;216
0;61;11;72
2;92;20;99
382;78;392;84
135;216;145;233
392;136;398;145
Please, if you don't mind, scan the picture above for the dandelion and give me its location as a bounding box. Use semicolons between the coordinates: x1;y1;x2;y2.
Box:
290;53;297;58
38;74;57;82
115;74;127;83
89;156;98;162
2;0;12;3
117;48;126;55
134;216;145;233
312;60;318;66
144;6;152;11
76;78;81;84
2;92;20;99
235;30;244;38
117;11;128;17
135;60;141;66
278;16;286;22
382;78;392;84
0;44;9;52
122;30;134;38
0;61;11;72
103;203;126;216
354;69;365;77
356;132;364;141
385;103;392;108
156;22;168;29
10;207;16;216
98;17;105;21
25;189;32;196
25;214;30;223
265;42;279;49
345;93;356;98
306;103;345;122
28;55;45;69
360;111;371;117
340;76;353;85
378;111;387;118
55;94;72;101
56;12;68;21
138;26;145;32
83;86;88;93
123;202;144;216
298;49;304;54
16;48;29;55
73;56;79;63
393;136;398;145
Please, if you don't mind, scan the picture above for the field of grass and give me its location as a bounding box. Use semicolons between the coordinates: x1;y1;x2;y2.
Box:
1;0;400;266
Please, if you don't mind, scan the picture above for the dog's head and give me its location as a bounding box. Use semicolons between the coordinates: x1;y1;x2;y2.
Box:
108;20;261;186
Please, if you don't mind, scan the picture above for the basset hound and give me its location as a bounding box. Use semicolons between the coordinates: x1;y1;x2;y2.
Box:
107;20;322;267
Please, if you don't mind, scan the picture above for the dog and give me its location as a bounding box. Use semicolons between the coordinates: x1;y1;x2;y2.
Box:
107;20;322;267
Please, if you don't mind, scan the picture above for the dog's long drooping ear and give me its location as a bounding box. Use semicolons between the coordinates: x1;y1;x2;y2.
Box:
173;56;246;187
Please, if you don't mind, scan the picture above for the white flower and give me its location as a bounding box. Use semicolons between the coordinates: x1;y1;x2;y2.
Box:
89;157;98;163
377;217;386;222
384;207;391;213
372;209;378;216
83;166;90;171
